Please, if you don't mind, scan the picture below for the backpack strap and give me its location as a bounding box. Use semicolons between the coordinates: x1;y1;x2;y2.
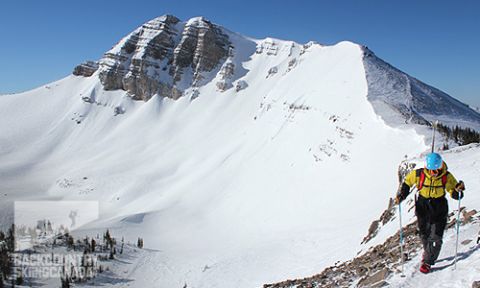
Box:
441;172;448;187
416;168;448;190
416;168;425;190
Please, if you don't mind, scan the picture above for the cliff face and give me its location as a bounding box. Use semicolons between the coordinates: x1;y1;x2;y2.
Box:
170;17;230;88
74;15;232;101
73;61;99;77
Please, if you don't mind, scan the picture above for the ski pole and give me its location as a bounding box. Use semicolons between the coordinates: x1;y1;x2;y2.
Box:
398;202;405;276
431;120;438;153
454;198;461;269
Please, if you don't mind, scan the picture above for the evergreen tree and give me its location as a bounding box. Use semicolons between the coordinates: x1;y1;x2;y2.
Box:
60;275;71;288
105;230;111;244
91;238;96;252
47;221;53;234
441;142;449;151
15;273;23;285
66;235;74;249
0;239;11;281
84;236;91;253
137;238;143;248
6;225;15;253
435;122;479;146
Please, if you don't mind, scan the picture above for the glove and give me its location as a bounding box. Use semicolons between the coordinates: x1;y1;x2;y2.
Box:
395;183;410;205
452;190;464;200
394;194;402;205
455;181;465;192
452;181;465;200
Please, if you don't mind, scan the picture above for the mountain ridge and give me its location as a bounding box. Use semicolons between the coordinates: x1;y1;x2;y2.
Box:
71;14;480;132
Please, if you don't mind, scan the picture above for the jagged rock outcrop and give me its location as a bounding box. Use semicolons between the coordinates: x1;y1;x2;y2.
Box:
216;60;235;91
73;61;99;77
256;38;278;56
215;46;236;92
235;80;248;92
97;15;180;100
266;66;278;78
171;17;231;87
92;15;232;101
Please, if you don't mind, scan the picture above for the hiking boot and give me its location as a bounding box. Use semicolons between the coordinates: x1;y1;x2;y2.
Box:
419;262;431;274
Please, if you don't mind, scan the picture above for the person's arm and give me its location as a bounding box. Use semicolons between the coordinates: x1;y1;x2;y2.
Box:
396;170;417;203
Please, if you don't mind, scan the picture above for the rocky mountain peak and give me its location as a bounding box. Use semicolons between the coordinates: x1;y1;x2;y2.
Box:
74;15;232;101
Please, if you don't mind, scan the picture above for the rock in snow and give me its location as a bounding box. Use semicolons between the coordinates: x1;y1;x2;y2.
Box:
73;60;99;77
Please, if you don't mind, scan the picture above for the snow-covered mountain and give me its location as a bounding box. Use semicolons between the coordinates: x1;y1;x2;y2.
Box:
1;15;479;287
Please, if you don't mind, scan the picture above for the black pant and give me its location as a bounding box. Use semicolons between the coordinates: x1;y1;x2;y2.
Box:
415;195;448;265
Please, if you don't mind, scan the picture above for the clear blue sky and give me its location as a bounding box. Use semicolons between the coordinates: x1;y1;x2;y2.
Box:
0;0;479;107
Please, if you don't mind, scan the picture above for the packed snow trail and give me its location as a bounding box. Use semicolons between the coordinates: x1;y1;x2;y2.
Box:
388;222;480;288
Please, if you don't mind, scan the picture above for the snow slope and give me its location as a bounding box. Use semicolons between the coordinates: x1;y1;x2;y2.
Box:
1;16;479;287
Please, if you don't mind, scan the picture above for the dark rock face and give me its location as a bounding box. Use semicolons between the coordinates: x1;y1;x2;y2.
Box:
93;15;231;101
171;18;230;87
73;61;99;77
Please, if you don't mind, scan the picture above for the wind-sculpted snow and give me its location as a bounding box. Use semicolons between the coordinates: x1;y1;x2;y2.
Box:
362;47;480;130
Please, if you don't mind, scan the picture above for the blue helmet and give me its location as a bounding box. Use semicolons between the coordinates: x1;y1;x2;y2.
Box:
426;152;442;170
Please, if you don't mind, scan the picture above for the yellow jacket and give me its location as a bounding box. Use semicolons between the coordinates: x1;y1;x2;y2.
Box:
404;163;458;199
